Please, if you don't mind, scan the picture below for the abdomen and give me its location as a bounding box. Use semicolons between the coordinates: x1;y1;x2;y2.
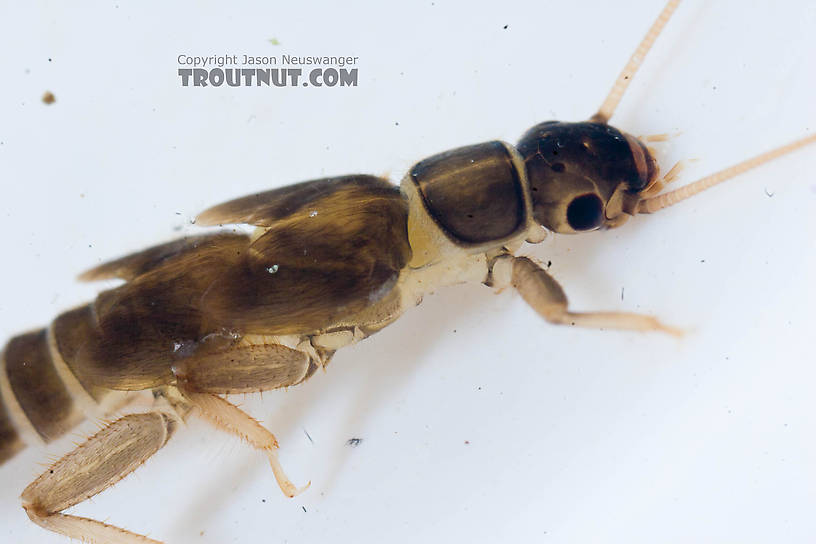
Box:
0;305;125;464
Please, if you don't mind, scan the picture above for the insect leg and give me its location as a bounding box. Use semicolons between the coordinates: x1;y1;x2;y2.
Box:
172;341;316;497
180;391;310;498
491;255;682;336
21;412;177;544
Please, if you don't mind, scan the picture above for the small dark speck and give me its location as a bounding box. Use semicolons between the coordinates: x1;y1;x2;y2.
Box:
712;86;717;90
453;329;457;333
503;24;508;29
48;58;52;62
346;438;363;447
700;259;706;263
173;225;183;232
464;440;470;445
546;260;552;269
303;428;313;444
621;287;625;301
261;499;266;503
764;187;774;197
88;244;93;248
42;91;56;105
395;121;399;126
302;506;307;513
175;211;182;215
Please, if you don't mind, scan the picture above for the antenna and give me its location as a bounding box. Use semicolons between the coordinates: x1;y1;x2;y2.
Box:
591;0;681;124
638;134;816;214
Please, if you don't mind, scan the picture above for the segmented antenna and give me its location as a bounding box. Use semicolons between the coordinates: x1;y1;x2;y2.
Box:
637;133;816;214
591;0;681;124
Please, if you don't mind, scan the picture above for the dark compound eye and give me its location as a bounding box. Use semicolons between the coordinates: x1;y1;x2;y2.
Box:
566;193;603;231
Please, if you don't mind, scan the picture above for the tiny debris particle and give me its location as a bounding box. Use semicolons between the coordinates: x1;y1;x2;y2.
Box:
346;438;363;447
546;260;552;269
269;38;281;45
42;91;56;105
266;264;279;274
621;287;625;301
764;187;774;197
303;428;314;444
261;499;266;503
503;24;508;29
302;506;307;512
464;440;470;445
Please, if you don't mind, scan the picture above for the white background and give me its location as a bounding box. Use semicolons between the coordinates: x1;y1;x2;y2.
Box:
1;1;815;543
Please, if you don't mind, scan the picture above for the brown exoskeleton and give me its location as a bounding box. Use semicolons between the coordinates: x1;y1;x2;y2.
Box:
1;1;814;542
